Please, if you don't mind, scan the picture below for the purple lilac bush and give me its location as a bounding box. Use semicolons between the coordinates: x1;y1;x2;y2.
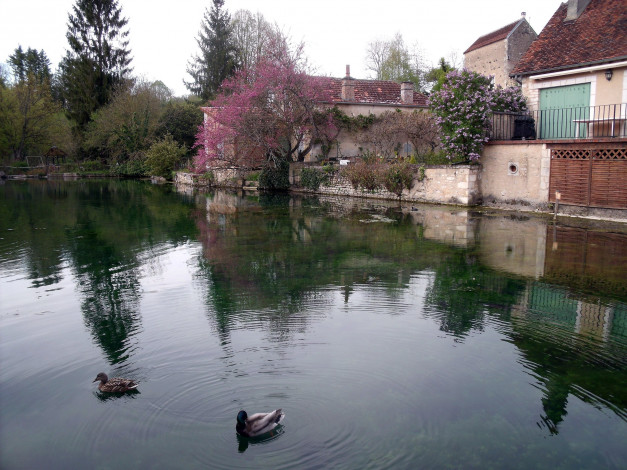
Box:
429;69;527;162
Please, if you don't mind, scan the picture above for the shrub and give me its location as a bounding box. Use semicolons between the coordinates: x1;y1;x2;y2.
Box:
382;162;414;197
341;161;382;192
79;160;108;173
429;70;527;162
246;171;260;182
112;153;148;177
199;171;215;185
145;135;187;180
300;167;329;191
259;157;290;190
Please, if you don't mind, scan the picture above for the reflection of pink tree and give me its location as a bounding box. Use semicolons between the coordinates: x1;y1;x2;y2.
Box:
194;41;335;171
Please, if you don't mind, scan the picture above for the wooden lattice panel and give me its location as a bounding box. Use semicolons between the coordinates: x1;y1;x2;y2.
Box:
549;157;590;206
551;149;590;160
590;159;627;208
593;148;627;160
549;147;627;209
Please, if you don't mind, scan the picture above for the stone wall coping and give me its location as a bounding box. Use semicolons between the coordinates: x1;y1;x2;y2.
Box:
293;162;479;170
488;137;627;145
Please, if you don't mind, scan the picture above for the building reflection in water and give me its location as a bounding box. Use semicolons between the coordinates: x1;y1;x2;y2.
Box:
194;191;626;435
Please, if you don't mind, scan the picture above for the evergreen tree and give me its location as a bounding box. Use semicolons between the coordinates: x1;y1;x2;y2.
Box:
58;0;132;130
1;47;64;159
185;0;237;101
8;46;52;84
424;58;455;93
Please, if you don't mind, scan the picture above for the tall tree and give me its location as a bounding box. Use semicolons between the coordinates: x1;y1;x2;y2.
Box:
194;40;334;170
185;0;237;101
0;46;65;159
58;0;132;130
231;10;284;71
83;79;162;162
424;57;455;93
8;46;52;84
365;33;425;91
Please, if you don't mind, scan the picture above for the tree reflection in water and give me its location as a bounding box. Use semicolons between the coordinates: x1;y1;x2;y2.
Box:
193;190;627;436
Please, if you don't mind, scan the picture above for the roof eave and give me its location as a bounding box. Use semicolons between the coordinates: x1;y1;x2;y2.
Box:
319;100;428;108
513;56;627;78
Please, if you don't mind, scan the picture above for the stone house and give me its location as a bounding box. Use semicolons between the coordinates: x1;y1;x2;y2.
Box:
481;0;627;212
201;66;430;165
312;66;429;160
512;0;626;120
464;13;537;88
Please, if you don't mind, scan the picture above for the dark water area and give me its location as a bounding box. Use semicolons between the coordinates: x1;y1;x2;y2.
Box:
1;179;626;469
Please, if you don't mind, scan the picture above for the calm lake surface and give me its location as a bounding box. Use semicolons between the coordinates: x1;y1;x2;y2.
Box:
1;179;626;469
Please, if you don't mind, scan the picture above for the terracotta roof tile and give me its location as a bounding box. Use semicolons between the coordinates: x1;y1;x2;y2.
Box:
320;77;428;106
464;20;522;54
513;0;627;76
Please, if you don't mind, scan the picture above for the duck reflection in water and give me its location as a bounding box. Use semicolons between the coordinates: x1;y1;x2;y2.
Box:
94;389;141;402
236;425;285;453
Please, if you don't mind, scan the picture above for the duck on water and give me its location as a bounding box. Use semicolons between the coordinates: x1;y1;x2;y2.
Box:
93;372;139;393
236;409;285;437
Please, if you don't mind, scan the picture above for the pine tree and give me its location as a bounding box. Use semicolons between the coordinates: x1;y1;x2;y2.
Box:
8;46;52;84
1;46;60;159
185;0;237;101
58;0;132;129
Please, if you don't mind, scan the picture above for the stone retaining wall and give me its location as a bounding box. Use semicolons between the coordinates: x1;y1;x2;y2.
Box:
480;141;550;206
175;167;247;188
290;163;481;206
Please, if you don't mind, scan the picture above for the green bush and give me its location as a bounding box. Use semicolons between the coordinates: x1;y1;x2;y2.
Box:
112;154;148;178
300;167;329;191
79;160;108;172
200;171;215;185
259;158;290;190
412;150;461;165
145;135;187;180
246;171;260;182
383;162;414;197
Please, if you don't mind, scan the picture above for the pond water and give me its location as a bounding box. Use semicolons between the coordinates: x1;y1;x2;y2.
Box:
1;179;626;469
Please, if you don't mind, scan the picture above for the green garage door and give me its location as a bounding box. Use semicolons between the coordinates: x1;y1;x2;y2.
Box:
539;83;590;139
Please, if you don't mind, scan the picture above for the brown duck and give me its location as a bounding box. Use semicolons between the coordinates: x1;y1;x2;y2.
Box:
93;372;139;393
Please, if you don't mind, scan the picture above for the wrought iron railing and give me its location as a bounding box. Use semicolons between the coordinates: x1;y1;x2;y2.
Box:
489;103;627;140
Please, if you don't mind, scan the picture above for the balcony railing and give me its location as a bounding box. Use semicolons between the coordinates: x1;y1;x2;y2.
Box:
489;103;627;141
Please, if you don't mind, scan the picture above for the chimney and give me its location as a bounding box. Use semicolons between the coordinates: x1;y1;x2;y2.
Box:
400;82;414;104
341;64;355;101
565;0;591;21
521;11;526;19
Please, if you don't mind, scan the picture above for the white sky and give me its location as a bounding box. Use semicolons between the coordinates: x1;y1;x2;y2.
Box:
0;0;564;97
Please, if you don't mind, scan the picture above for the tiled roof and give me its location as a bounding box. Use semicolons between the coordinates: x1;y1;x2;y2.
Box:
513;0;627;76
320;77;428;106
464;20;521;54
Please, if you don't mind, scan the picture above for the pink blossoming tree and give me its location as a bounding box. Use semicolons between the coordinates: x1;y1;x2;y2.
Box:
194;39;336;172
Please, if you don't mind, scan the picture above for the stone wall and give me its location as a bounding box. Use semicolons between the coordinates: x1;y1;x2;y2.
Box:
290;163;481;206
479;141;550;206
464;40;510;88
175;167;248;188
464;19;536;89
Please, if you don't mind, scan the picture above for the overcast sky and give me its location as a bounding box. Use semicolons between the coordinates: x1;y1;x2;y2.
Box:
0;0;564;96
